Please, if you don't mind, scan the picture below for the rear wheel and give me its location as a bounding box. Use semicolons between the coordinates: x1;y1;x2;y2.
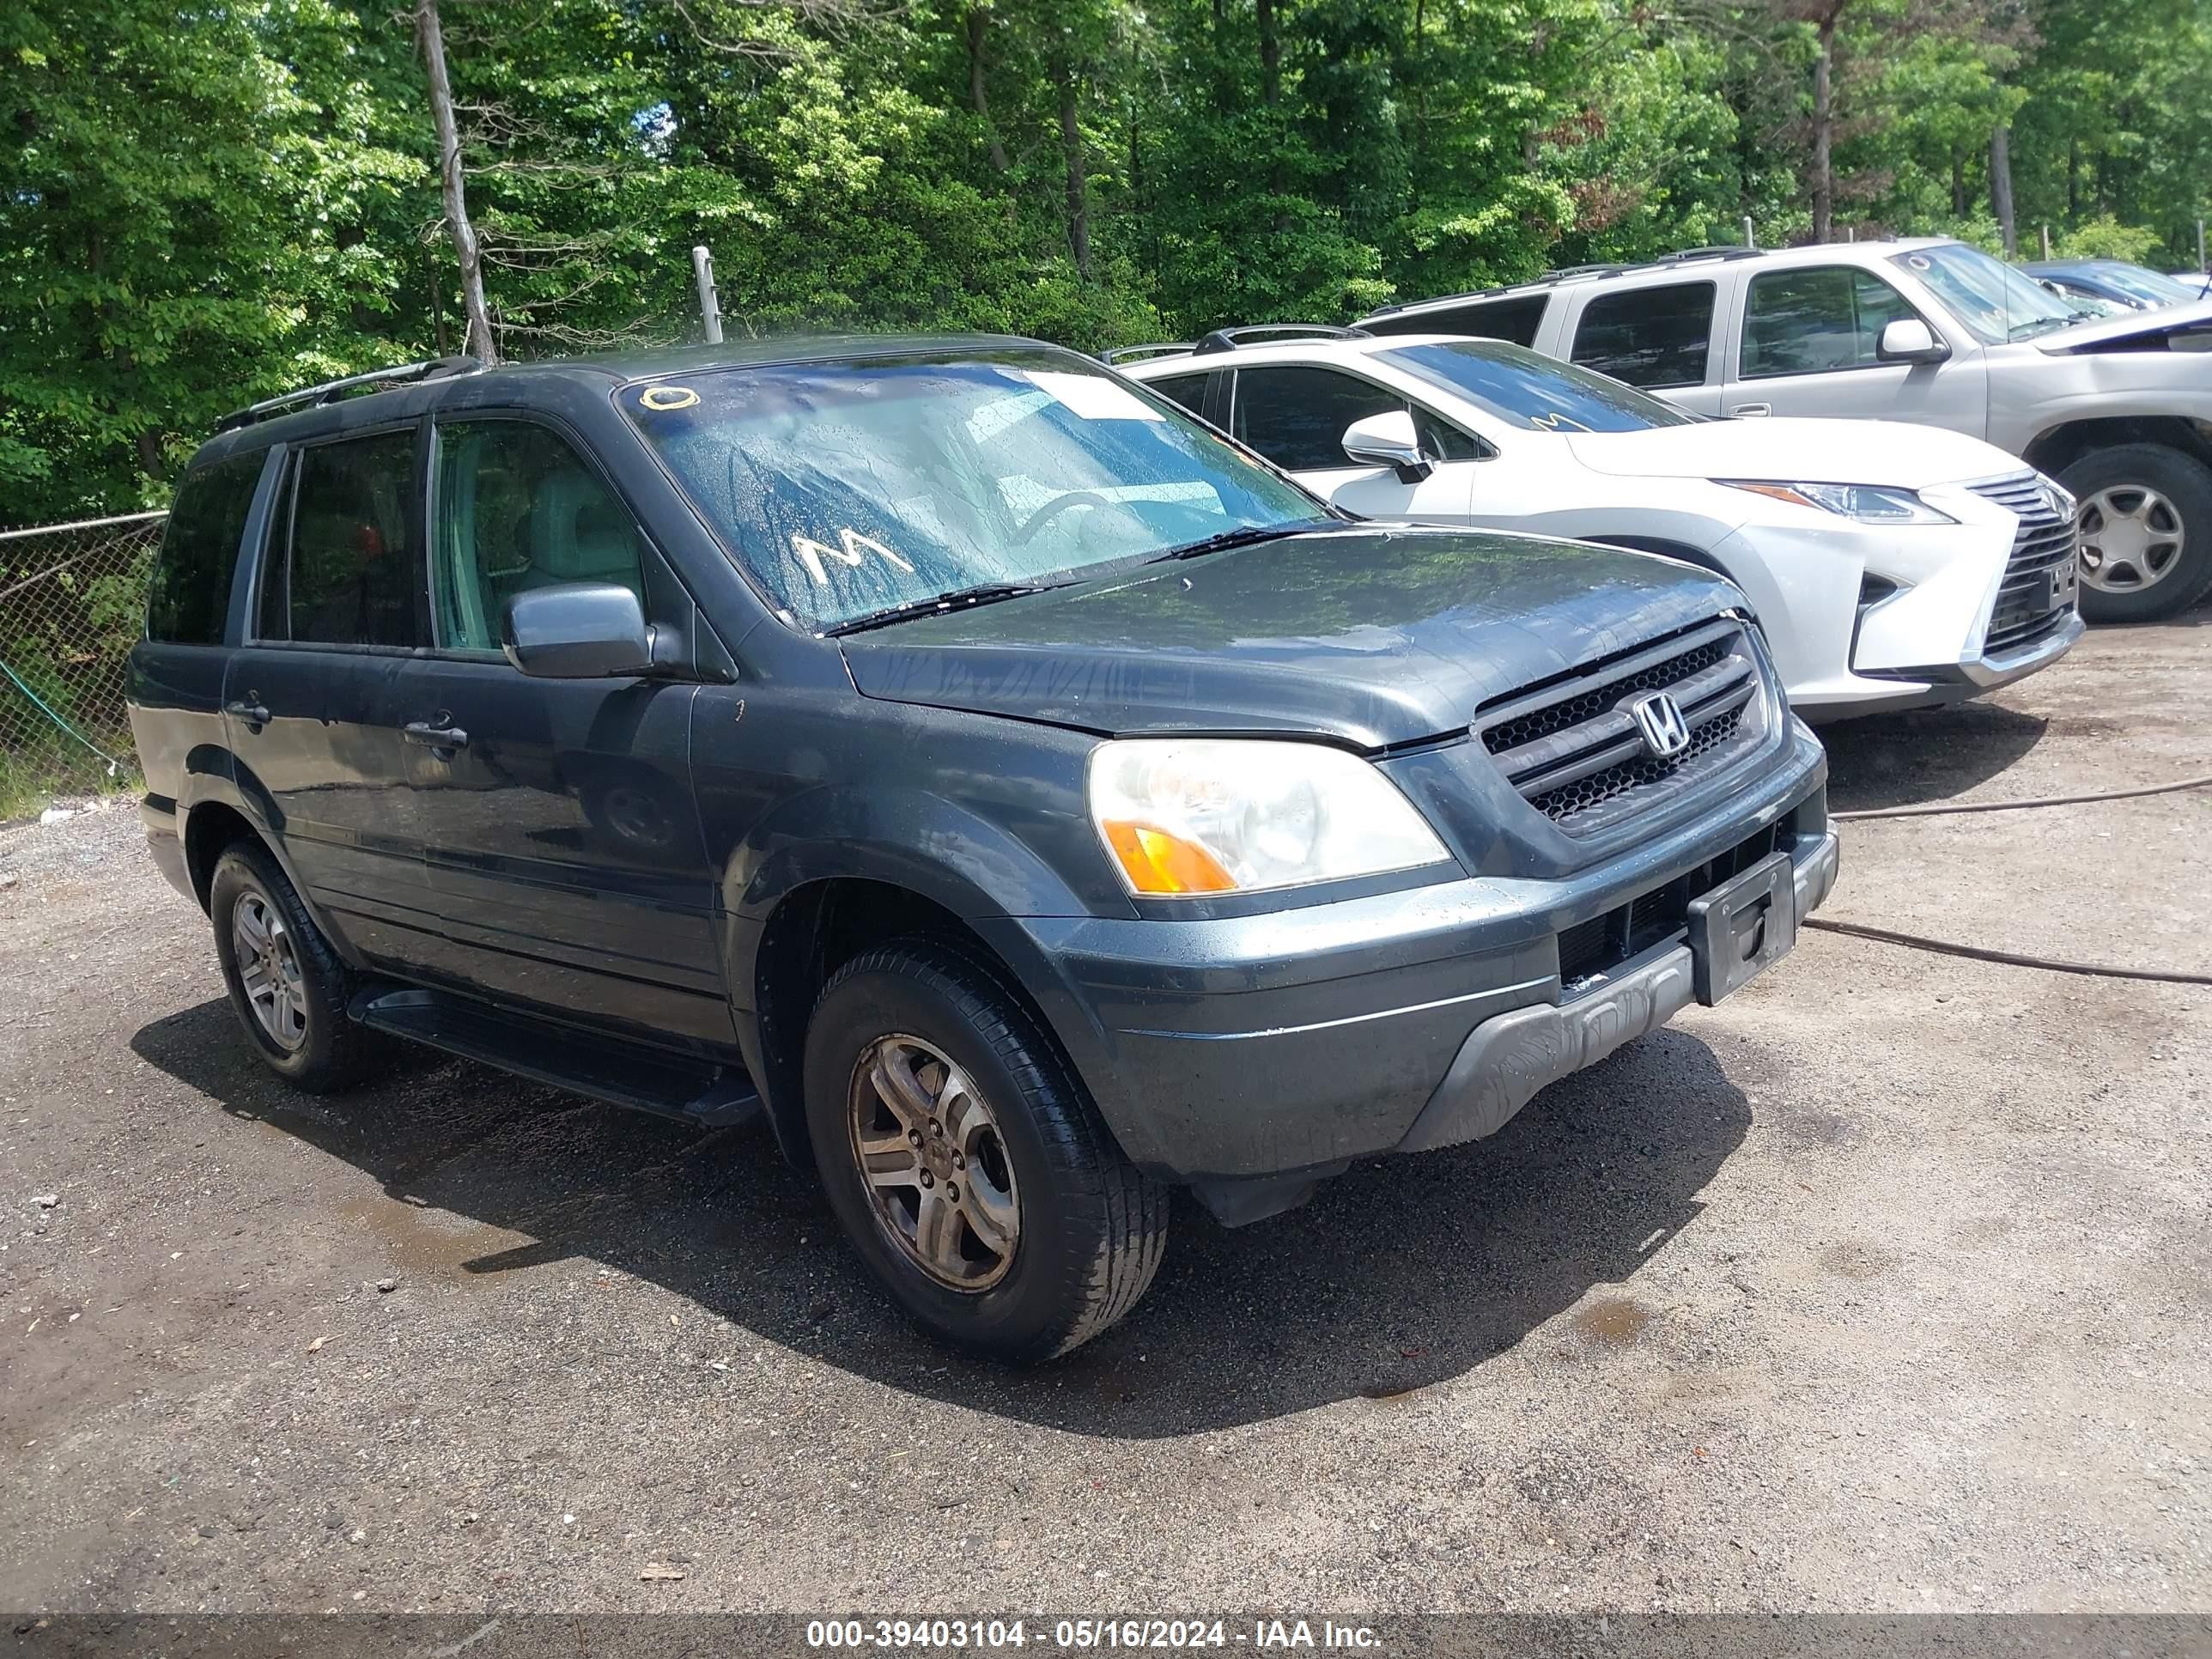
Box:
209;840;382;1092
2061;444;2212;622
803;939;1167;1362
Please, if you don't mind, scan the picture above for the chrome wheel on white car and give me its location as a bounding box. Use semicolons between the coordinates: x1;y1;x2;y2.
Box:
2077;484;2185;594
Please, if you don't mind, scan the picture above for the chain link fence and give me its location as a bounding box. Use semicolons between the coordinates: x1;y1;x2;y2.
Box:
0;512;166;819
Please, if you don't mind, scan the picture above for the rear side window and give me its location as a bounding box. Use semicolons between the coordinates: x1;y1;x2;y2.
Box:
264;431;427;647
1146;373;1211;416
1364;295;1548;347
432;421;649;651
1741;267;1918;379
1571;282;1715;389
1231;366;1481;471
145;453;264;644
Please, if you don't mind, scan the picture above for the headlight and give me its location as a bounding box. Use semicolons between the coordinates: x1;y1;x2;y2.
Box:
1087;738;1450;896
1717;480;1956;525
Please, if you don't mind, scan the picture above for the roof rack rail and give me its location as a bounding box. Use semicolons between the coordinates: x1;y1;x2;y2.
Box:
1099;343;1196;365
1540;263;1628;281
1361;277;1553;319
1656;245;1765;264
1191;323;1374;356
216;356;483;433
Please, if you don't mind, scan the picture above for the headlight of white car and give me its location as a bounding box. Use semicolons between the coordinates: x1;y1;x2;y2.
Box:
1717;480;1957;525
1087;738;1450;896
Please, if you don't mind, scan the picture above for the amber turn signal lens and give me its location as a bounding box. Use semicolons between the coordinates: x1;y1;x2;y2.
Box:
1102;819;1238;895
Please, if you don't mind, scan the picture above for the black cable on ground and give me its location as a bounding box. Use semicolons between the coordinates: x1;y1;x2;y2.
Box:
1814;769;2212;984
1802;917;2212;988
1832;774;2212;821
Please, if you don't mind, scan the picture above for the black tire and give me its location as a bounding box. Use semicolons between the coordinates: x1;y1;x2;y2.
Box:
803;939;1167;1363
2059;444;2212;623
208;839;382;1093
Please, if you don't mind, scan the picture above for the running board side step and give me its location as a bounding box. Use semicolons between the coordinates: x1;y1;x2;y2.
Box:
348;988;762;1128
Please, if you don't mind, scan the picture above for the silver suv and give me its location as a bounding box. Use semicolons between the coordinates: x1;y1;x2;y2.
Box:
1359;239;2212;622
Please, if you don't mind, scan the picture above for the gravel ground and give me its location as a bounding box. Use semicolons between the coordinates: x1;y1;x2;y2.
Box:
0;617;2206;1619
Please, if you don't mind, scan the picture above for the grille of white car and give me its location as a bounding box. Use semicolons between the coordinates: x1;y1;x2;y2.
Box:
1970;472;2080;655
1474;617;1767;836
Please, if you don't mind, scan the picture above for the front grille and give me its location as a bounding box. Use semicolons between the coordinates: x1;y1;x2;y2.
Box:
1475;618;1767;837
1969;472;2078;656
1556;823;1783;992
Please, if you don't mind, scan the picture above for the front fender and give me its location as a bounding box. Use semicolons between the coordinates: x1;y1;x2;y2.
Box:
720;781;1134;1010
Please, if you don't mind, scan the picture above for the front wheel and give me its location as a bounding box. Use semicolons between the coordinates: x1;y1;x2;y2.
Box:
803;939;1168;1362
2061;444;2212;623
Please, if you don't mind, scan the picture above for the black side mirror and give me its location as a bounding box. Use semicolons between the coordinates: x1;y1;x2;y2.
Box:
502;583;656;679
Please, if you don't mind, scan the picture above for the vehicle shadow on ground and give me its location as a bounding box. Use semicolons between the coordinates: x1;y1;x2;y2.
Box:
134;997;1750;1437
1816;700;2047;814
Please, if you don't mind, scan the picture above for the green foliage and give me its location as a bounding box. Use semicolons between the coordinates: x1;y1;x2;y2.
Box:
2057;216;2168;264
3;0;2207;527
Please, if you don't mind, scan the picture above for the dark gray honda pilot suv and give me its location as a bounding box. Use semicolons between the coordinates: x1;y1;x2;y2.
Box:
128;336;1838;1360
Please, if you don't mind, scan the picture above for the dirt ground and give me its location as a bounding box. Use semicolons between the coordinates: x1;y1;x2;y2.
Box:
0;617;2206;1619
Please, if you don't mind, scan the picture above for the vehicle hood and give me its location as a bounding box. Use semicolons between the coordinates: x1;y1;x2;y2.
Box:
836;526;1740;750
2032;298;2212;352
1564;416;2016;489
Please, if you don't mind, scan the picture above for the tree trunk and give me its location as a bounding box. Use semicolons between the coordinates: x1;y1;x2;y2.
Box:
1054;62;1091;282
1990;123;2016;254
1951;153;1965;217
415;0;496;364
1257;0;1281;106
1810;14;1835;245
2066;137;2078;218
966;7;1008;173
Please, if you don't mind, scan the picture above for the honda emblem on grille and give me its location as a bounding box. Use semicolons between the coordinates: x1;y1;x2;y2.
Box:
1629;692;1692;759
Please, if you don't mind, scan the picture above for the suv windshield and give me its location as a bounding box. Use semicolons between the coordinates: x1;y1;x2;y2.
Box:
1376;339;1698;433
623;349;1328;631
1891;244;2082;343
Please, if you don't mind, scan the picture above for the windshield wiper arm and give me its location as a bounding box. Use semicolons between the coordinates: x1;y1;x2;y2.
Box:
1144;521;1332;564
822;582;1060;637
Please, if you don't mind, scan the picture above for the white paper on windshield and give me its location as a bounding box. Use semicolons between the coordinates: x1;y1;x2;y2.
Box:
1022;370;1164;422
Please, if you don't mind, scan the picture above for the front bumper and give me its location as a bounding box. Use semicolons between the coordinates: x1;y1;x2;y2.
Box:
1717;483;2081;720
990;727;1832;1215
1399;829;1837;1157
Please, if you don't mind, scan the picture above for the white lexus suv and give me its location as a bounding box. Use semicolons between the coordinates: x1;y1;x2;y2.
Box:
1118;326;2081;720
1358;240;2212;622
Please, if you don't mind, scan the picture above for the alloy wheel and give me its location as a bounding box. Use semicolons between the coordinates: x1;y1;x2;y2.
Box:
847;1034;1021;1291
2078;484;2185;592
232;890;307;1051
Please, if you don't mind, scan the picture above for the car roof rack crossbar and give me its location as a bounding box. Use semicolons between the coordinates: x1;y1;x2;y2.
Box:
1099;343;1197;365
216;356;483;433
1192;323;1375;355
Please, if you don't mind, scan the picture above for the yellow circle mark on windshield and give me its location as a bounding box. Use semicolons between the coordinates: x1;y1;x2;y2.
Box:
639;385;701;411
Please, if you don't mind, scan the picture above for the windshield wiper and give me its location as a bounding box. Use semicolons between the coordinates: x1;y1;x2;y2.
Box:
2008;313;2083;340
822;582;1062;637
1144;521;1332;565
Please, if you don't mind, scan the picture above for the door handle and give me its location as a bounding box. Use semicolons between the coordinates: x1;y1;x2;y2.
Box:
1729;403;1772;417
403;718;471;755
223;697;271;729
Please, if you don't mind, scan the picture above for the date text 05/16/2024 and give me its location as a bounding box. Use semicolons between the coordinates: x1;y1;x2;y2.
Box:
805;1620;1384;1651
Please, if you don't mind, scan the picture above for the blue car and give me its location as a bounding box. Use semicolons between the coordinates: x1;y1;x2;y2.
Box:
2025;258;2208;312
